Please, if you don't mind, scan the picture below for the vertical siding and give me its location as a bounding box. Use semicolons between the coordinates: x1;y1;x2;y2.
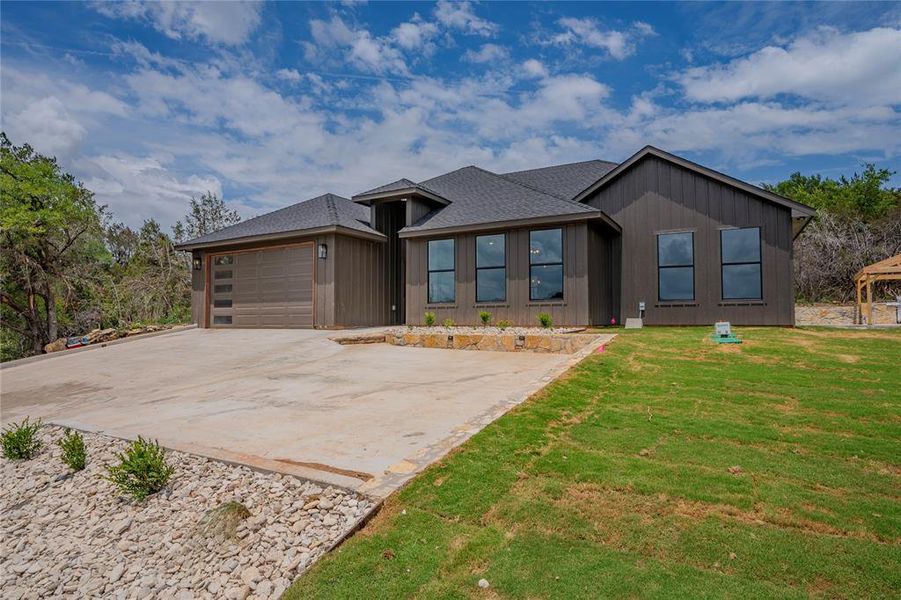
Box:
333;234;389;326
405;222;592;326
191;251;205;325
584;155;795;326
374;202;406;324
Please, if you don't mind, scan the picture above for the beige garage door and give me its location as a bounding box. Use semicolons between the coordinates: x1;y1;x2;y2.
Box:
209;244;314;328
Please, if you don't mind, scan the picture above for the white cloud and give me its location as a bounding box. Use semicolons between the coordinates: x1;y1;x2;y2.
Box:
549;17;655;60
6;97;86;159
276;68;302;83
522;58;548;79
77;153;222;226
434;0;497;37
463;43;509;64
391;16;439;50
306;15;409;75
678;26;901;105
92;0;263;46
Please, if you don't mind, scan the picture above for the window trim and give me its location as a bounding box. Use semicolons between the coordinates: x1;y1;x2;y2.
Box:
656;231;695;302
475;233;506;303
529;228;564;302
720;227;763;300
427;238;455;304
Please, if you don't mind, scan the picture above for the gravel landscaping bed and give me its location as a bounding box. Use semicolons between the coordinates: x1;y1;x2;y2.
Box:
1;426;374;600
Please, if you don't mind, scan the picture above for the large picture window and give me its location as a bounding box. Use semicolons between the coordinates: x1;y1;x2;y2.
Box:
427;238;455;303
476;234;506;302
657;232;694;301
529;229;563;301
721;227;762;299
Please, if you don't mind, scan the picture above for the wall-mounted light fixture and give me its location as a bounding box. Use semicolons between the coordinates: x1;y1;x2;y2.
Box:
318;243;328;259
192;256;202;271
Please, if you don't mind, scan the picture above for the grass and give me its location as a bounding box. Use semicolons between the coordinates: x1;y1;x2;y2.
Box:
284;327;901;599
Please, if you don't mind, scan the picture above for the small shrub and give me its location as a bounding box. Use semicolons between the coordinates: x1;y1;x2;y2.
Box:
423;311;436;326
537;312;553;328
479;311;492;325
58;429;86;471
105;437;175;500
195;500;250;540
497;320;511;330
443;318;455;328
1;417;43;460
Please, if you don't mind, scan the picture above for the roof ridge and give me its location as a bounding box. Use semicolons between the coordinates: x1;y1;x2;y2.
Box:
502;158;618;176
467;165;595;210
325;194;340;225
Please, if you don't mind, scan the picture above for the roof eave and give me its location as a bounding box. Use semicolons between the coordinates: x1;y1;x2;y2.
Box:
352;187;450;206
175;224;386;251
573;146;818;218
397;210;619;239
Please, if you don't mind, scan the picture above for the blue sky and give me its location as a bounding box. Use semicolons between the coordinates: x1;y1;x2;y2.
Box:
2;1;899;228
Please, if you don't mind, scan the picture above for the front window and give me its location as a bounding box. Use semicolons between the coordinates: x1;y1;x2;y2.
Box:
476;234;506;302
657;232;694;301
427;239;455;303
721;227;762;299
529;229;563;301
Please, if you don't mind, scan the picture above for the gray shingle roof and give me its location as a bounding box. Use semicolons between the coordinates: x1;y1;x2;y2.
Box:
356;178;418;197
177;193;378;248
501;159;618;200
400;166;598;234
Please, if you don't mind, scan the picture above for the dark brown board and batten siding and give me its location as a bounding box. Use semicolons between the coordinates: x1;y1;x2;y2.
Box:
405;222;592;327
583;154;794;325
333;234;389;327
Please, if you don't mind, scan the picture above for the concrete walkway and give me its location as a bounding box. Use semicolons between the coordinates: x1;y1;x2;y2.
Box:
1;328;613;497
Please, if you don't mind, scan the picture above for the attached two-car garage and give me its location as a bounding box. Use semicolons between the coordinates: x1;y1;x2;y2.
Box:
207;244;314;328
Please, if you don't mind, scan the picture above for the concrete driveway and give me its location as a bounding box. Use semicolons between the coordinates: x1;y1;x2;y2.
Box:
0;328;609;498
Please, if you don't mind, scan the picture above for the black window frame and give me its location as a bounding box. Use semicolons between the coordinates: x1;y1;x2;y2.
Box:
529;228;564;302
657;231;695;302
427;238;455;304
475;233;506;303
720;227;763;300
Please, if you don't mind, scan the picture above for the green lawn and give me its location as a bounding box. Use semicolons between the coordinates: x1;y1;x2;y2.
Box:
285;327;901;599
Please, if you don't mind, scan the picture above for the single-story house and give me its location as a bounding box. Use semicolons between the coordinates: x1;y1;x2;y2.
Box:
176;146;816;328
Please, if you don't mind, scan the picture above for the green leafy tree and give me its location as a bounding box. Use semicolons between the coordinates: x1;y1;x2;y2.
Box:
0;133;106;355
766;163;901;302
764;164;900;222
172;191;240;243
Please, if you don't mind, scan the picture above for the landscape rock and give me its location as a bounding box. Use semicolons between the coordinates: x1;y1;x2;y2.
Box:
1;426;374;598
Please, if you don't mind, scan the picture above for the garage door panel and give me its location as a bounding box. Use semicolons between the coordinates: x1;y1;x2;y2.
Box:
210;244;314;329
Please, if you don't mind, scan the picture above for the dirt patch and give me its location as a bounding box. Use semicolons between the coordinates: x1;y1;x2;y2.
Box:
836;354;860;364
558;483;889;543
773;398;799;413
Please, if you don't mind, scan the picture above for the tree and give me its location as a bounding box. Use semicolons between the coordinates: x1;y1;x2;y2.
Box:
764;164;900;222
103;220;191;327
0;133;106;355
766;163;901;302
172;191;240;243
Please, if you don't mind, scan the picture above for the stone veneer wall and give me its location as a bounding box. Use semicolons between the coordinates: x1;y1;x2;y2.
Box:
795;303;899;327
385;332;602;354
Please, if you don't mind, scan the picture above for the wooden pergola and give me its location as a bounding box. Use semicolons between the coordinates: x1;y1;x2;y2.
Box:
854;254;901;325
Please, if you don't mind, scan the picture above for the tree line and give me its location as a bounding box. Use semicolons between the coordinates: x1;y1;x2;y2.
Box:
0;134;239;360
1;132;899;360
763;164;900;302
